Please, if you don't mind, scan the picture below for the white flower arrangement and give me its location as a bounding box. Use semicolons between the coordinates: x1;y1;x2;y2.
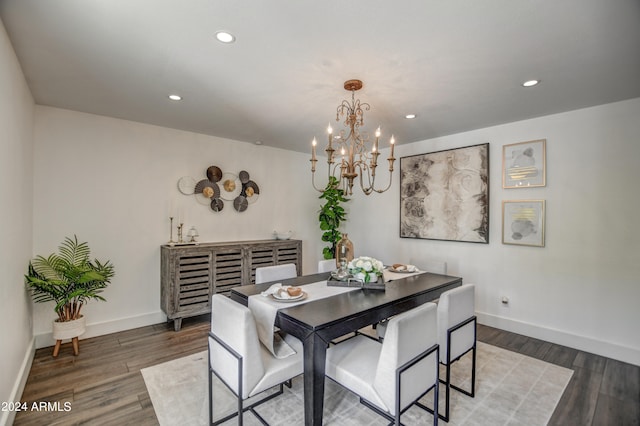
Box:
348;256;385;283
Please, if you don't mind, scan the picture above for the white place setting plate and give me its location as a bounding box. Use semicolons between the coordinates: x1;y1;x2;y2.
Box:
270;291;307;302
387;264;419;273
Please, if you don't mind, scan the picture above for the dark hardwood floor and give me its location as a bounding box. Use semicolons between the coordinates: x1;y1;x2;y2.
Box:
13;316;640;425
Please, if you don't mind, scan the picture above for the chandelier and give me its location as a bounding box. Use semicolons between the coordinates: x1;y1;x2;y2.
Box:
310;79;396;196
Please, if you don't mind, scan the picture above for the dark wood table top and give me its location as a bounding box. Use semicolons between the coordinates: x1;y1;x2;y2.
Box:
231;271;462;338
230;270;462;425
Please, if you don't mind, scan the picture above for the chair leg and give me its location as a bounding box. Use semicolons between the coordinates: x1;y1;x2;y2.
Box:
209;367;213;425
443;362;451;422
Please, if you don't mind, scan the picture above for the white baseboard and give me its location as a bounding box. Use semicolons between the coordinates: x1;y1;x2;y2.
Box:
34;311;167;349
0;337;35;426
477;311;640;367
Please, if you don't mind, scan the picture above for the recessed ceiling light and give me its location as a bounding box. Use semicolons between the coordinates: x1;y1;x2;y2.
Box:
168;94;182;101
215;31;236;43
405;114;417;119
255;140;263;145
522;79;540;87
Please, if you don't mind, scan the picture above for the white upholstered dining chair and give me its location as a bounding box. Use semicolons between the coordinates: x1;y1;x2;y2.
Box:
410;258;448;275
325;302;440;425
254;263;297;284
317;258;337;273
375;259;449;340
208;294;303;425
436;283;476;422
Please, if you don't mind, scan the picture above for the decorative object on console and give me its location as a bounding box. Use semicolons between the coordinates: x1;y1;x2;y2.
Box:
400;143;489;243
502;139;546;188
273;230;293;240
310;79;396;196
187;226;199;243
502;199;545;247
25;235;115;357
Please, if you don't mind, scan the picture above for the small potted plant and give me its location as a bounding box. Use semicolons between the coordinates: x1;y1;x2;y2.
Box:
25;235;115;356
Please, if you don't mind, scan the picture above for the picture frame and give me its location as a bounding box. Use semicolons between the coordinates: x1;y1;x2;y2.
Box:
502;139;546;188
400;143;489;243
502;200;545;247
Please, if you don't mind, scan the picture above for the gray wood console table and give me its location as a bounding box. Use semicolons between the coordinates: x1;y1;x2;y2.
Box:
160;239;302;331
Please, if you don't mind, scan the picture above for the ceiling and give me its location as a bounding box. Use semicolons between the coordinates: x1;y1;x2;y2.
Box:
1;0;639;153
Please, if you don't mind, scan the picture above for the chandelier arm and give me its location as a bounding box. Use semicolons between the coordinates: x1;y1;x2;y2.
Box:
311;171;326;193
369;162;395;193
357;164;374;196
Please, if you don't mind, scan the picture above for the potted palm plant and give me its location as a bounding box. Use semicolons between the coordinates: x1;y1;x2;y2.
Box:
25;235;115;356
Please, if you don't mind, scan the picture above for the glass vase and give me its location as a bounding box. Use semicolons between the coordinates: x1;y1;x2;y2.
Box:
336;233;354;267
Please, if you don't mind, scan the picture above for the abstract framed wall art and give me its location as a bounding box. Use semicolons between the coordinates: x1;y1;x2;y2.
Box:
502;139;546;188
400;143;489;243
502;200;545;247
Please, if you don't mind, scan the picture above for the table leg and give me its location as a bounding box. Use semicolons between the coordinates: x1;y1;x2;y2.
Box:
303;332;328;425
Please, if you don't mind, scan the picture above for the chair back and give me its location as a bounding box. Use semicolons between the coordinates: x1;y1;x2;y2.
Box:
318;259;337;273
437;284;475;363
410;258;447;275
254;263;297;284
209;295;265;399
373;302;438;414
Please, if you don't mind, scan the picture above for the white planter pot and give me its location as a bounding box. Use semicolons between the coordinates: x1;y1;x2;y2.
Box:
52;316;86;340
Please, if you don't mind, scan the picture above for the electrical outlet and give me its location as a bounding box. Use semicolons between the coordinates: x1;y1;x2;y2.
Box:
501;296;509;305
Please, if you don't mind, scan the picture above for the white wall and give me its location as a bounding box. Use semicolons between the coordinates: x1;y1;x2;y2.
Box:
32;106;325;346
348;98;640;366
0;17;35;426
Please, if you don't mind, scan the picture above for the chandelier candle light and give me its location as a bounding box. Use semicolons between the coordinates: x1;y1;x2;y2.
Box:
310;79;396;195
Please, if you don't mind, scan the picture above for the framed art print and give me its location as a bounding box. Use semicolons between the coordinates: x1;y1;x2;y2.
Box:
502;199;545;247
400;143;489;243
502;139;546;188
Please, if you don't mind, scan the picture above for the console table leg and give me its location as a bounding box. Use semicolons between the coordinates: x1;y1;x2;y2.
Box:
174;318;183;331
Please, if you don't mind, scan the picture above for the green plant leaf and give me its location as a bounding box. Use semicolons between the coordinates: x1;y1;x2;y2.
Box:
24;236;115;321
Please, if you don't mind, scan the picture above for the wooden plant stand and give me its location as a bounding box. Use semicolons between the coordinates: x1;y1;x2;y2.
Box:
52;337;80;357
52;316;86;357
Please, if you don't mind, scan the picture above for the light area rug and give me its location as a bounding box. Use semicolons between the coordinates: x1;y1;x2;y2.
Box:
141;342;572;426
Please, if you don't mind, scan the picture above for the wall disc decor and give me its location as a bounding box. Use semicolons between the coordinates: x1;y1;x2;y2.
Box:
177;165;259;213
243;180;260;204
207;166;223;182
210;198;224;212
233;195;248;212
177;176;196;195
194;179;220;199
220;172;241;201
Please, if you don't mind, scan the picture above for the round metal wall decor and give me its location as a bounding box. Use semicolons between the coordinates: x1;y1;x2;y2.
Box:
220;172;241;201
233;195;248;212
210;198;224;212
207;166;223;182
177;176;196;195
177;165;259;213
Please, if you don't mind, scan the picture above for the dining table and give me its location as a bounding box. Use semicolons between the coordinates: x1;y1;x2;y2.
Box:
230;270;462;425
